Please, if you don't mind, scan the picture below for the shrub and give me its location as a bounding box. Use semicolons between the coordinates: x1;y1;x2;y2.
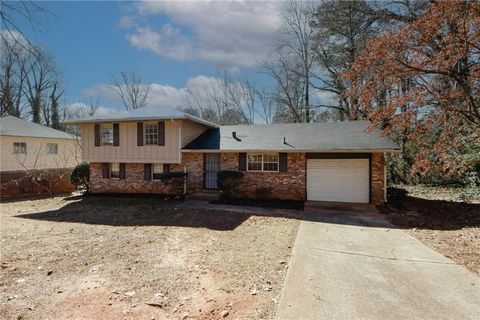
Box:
387;186;408;209
70;162;90;192
217;170;244;199
160;172;188;198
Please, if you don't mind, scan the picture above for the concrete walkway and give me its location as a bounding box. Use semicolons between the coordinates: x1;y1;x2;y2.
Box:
276;207;480;320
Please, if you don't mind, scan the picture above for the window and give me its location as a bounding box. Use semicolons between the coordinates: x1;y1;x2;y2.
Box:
247;153;279;172
110;163;120;179
101;123;113;145
152;163;163;180
13;142;26;154
47;143;58;154
144;123;158;145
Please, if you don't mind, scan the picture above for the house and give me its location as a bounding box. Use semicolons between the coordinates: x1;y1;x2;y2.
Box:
0;116;81;198
64;109;400;205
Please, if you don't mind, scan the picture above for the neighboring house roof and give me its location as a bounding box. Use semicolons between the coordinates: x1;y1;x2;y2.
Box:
62;107;218;128
0;116;77;140
183;120;400;152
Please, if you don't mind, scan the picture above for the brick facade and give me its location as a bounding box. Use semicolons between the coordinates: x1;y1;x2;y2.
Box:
371;152;385;206
90;152;385;205
0;168;74;200
182;152;306;201
89;162;184;194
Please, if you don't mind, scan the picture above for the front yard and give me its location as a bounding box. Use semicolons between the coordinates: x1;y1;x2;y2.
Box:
381;185;480;276
0;195;299;320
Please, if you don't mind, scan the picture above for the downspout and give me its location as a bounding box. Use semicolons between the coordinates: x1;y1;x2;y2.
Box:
172;118;187;196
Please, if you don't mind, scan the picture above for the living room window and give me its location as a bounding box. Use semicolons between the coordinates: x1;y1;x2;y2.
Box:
110;163;120;179
144;123;158;145
152;163;163;180
13;142;27;154
101;123;113;145
47;143;58;154
247;153;279;172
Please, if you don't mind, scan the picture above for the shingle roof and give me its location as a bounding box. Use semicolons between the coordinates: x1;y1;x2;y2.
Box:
183;120;400;152
0;116;77;140
62;107;217;128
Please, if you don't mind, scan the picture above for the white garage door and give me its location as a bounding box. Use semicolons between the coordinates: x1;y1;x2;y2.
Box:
307;158;370;203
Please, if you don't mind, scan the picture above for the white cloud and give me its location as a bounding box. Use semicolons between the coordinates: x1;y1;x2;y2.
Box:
124;0;283;67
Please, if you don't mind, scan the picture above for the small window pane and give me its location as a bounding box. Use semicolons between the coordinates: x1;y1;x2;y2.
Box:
152;163;163;180
101;124;113;145
145;123;158;145
13;142;26;154
247;154;263;171
263;154;279;172
47;143;58;154
110;163;120;179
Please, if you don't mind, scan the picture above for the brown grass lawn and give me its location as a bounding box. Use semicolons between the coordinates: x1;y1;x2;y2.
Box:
0;195;299;320
381;185;480;276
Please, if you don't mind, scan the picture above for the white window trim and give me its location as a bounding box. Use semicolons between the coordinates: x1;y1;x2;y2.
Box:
152;163;163;180
47;143;58;154
101;123;114;146
110;163;120;179
247;153;279;172
144;122;159;146
13;142;27;154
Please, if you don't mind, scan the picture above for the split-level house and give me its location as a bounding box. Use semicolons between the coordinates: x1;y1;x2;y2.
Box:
64;109;400;205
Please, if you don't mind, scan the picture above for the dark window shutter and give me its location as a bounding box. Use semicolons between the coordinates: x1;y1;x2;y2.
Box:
94;124;100;146
163;163;170;173
158;121;165;146
137;122;144;146
113;123;120;146
144;163;152;180
239;153;246;171
102;163;109;178
279;153;288;172
119;163;126;179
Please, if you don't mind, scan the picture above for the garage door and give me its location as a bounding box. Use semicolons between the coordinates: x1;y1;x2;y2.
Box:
307;158;369;203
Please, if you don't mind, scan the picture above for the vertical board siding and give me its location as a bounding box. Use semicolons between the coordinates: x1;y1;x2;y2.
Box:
80;120;182;163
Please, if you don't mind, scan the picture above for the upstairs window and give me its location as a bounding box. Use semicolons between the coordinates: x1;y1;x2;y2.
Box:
101;123;113;145
144;123;158;145
47;143;58;154
13;142;27;154
247;153;279;172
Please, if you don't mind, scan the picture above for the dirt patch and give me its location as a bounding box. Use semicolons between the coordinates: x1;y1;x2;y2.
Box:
0;194;299;319
212;198;304;211
380;185;480;275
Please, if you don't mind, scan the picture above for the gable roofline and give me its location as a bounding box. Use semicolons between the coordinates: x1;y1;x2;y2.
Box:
0;115;77;140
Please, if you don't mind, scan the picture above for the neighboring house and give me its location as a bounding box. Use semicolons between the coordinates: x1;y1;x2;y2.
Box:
0;116;80;198
64;109;400;205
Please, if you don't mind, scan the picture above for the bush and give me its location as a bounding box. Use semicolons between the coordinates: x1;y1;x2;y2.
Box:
70;162;90;192
217;170;244;199
387;186;408;208
160;172;188;198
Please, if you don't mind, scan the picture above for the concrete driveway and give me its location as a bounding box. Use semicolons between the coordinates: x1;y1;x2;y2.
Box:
276;205;480;320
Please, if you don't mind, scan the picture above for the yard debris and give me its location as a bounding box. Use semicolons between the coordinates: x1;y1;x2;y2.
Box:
145;302;163;308
47;270;53;276
250;285;258;295
220;310;229;317
124;291;136;297
7;295;18;301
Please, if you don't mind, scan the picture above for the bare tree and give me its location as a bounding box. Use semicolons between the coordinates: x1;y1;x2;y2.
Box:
112;71;150;110
255;89;277;124
277;0;316;122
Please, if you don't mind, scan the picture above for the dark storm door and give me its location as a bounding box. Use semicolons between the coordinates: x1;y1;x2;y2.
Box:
203;153;220;189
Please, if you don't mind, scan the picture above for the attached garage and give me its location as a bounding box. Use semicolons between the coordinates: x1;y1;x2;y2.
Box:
307;156;370;203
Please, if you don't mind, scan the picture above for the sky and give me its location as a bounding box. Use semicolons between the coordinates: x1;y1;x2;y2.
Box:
15;0;287;117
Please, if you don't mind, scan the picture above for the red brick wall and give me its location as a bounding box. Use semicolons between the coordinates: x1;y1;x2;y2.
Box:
0;169;74;199
371;153;385;205
182;152;306;201
89;163;184;194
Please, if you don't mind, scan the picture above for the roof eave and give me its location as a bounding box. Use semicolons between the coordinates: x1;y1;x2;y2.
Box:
181;148;401;153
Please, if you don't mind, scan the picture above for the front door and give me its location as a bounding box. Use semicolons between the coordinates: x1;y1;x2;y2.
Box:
203;153;220;189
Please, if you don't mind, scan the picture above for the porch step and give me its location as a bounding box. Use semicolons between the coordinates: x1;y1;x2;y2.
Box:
187;191;221;201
